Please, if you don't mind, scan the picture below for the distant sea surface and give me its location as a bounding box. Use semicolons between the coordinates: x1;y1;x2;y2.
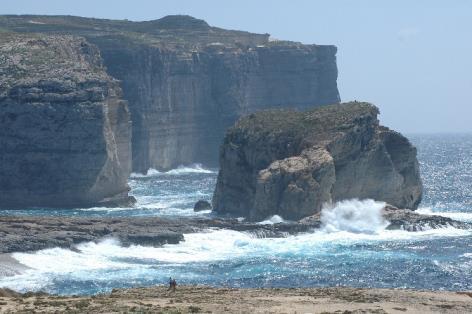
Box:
0;134;471;295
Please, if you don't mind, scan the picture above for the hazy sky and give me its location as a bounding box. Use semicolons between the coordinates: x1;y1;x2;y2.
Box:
2;0;471;133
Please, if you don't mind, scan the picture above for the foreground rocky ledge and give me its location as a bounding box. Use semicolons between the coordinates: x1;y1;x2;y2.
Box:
0;286;471;313
0;208;470;255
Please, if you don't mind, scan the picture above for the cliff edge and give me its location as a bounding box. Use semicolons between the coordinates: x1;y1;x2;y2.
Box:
0;15;340;171
0;33;133;208
212;102;423;221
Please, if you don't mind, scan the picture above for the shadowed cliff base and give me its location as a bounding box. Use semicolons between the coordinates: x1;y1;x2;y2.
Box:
0;286;471;313
0;14;340;172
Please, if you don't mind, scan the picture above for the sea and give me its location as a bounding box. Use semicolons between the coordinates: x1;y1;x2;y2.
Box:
0;134;471;295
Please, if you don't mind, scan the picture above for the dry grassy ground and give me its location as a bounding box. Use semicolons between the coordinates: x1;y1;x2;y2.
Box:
1;286;471;313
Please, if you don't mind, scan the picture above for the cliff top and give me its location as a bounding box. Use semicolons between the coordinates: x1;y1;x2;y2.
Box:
0;33;112;96
230;102;379;143
0;15;333;50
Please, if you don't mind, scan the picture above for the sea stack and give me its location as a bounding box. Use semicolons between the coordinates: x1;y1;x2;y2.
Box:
212;102;423;221
0;34;133;208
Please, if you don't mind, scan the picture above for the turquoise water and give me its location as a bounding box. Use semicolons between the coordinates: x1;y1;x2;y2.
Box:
0;134;471;295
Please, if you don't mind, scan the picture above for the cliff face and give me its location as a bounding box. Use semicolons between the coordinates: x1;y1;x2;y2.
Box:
212;102;423;221
0;34;133;208
0;15;340;171
98;42;339;171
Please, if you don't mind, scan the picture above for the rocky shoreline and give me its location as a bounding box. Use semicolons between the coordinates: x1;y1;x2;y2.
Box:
0;286;471;313
0;208;470;255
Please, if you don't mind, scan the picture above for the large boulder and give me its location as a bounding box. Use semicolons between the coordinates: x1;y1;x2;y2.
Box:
0;34;133;208
212;102;423;221
194;200;212;212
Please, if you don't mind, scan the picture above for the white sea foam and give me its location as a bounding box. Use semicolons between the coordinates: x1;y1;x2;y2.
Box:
320;199;388;234
11;238;131;273
130;164;216;178
2;199;471;293
258;215;286;225
8;201;471;271
7;223;470;278
416;207;472;222
77;206;132;212
2;227;470;293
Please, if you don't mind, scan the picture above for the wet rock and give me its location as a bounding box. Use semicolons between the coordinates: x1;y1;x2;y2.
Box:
0;216;193;254
0;288;21;297
383;205;472;231
119;232;184;247
194;200;212;212
0;215;320;254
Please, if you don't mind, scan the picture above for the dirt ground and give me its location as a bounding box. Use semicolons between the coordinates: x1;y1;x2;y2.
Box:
1;286;471;313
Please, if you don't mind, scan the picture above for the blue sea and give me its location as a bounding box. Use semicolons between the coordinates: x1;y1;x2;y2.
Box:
0;134;471;295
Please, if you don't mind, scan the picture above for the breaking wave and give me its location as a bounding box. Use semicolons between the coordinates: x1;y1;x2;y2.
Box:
257;215;286;225
320;199;388;234
2;134;472;294
130;164;216;178
2;199;471;294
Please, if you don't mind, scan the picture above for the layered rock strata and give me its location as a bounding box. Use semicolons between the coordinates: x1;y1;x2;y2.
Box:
0;34;133;208
0;15;341;171
213;102;423;220
98;41;340;171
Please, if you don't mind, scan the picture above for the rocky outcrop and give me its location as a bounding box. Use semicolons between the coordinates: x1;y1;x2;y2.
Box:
0;15;340;172
0;216;188;254
382;205;469;231
1;208;469;254
0;34;133;208
194;200;212;212
0;215;320;254
212;102;423;221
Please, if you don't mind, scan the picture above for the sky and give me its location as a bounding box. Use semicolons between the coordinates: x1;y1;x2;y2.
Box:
1;0;471;133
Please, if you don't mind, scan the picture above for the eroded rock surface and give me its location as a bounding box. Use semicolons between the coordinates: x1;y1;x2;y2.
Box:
382;205;470;231
213;102;423;221
0;34;133;208
0;216;319;254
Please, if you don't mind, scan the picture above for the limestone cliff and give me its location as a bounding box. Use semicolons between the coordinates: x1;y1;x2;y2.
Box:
212;102;423;221
0;33;133;208
0;15;340;171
